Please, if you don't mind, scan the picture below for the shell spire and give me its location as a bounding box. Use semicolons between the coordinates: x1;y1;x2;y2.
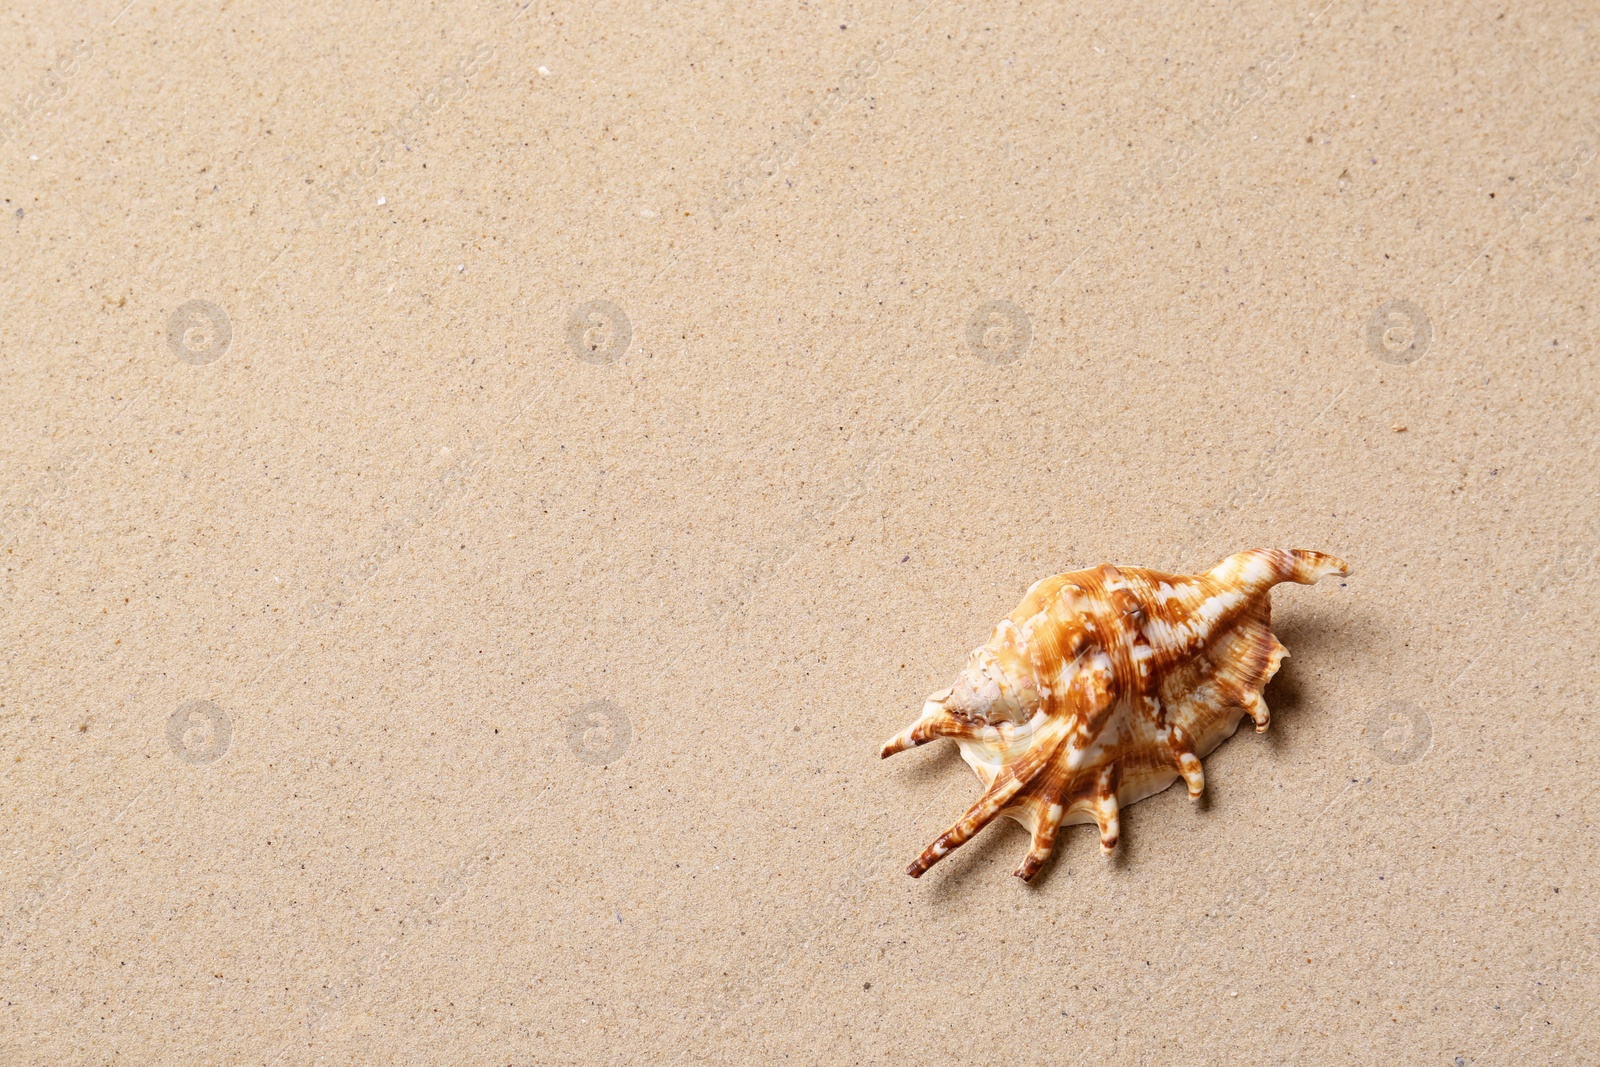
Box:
881;548;1349;881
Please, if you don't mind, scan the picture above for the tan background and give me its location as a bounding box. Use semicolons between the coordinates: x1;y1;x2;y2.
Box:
2;0;1596;1064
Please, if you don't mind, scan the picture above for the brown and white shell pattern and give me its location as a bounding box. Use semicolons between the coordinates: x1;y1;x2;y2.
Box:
881;548;1349;881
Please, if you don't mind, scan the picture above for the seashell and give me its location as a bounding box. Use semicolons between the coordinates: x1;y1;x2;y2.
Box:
881;548;1349;881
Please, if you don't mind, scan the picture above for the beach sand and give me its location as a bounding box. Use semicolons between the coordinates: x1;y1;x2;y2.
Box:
1;1;1596;1063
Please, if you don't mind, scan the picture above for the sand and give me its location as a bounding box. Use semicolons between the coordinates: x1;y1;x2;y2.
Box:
2;1;1596;1063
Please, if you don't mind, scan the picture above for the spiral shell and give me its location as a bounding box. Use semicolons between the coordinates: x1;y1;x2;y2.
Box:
881;548;1349;881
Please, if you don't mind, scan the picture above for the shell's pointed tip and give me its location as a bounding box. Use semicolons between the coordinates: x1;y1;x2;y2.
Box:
905;863;925;879
1288;549;1351;585
1014;853;1045;881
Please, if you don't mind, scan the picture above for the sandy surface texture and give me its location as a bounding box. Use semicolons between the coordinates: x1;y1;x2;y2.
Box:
2;1;1596;1064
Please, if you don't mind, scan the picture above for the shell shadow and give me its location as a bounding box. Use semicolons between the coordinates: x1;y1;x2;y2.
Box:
883;740;964;791
1260;603;1365;751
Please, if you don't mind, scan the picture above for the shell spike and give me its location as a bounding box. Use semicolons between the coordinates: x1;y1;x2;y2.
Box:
1168;726;1206;798
906;774;1025;878
1243;692;1271;733
1014;801;1066;881
880;703;968;759
1090;768;1120;854
1206;548;1350;594
1282;548;1350;585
